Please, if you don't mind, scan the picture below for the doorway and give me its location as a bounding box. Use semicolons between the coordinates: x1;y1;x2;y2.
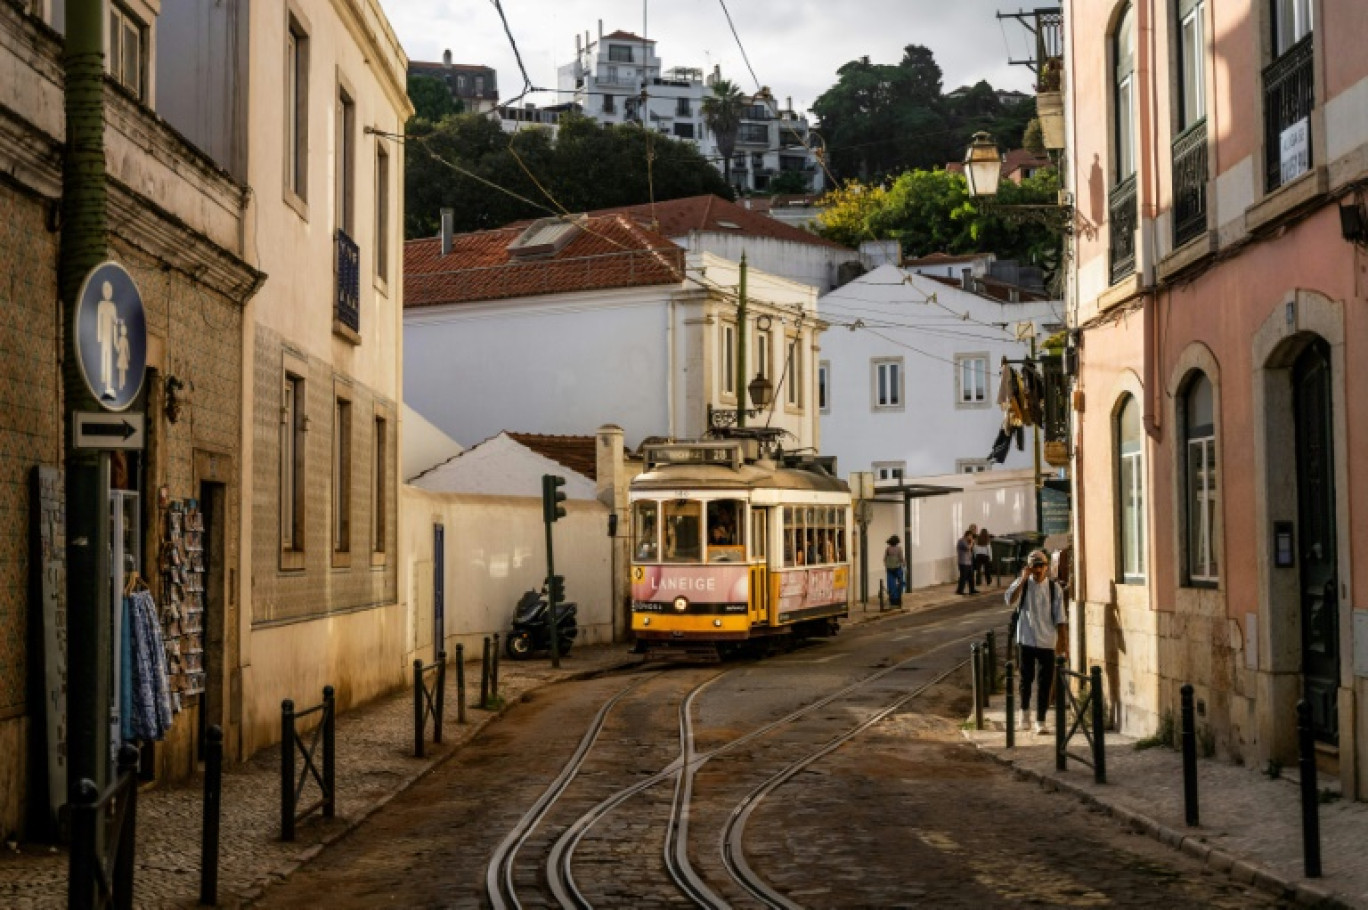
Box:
1293;339;1339;745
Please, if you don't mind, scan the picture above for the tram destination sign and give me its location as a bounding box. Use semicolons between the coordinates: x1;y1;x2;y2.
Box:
73;411;145;450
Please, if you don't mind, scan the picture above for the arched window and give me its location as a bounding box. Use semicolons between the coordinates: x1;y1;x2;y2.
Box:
1114;4;1137;182
1117;394;1146;582
1184;374;1217;583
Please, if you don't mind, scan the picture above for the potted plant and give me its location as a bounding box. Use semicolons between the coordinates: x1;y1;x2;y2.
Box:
1035;58;1065;150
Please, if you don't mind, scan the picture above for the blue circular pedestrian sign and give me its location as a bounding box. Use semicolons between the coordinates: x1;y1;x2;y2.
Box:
74;262;146;412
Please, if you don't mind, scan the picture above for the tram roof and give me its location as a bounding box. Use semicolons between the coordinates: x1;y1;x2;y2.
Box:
630;461;848;494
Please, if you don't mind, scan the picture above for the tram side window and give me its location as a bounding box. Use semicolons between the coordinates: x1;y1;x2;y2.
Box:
784;506;801;567
634;501;659;561
707;498;745;563
663;500;702;562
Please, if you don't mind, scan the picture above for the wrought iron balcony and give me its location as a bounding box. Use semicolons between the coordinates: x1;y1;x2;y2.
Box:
335;228;360;334
1108;173;1138;285
1263;34;1314;193
1172;119;1208;248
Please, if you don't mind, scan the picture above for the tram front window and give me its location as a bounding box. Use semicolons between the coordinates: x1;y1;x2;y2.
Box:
707;499;744;562
663;500;702;562
633;501;659;561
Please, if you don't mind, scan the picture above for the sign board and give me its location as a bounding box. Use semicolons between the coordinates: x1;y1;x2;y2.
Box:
1041;483;1071;536
74;262;147;412
1280;117;1309;186
32;466;67;825
73;412;145;450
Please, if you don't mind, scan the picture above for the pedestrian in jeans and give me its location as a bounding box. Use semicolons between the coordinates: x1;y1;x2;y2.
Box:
883;535;905;606
954;528;978;595
973;527;994;587
1005;549;1067;734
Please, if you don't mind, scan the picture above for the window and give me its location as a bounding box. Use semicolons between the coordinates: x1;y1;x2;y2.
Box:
608;44;634;63
606;65;619;84
707;499;744;563
873;358;904;410
720;322;736;396
755;329;772;380
375;145;390;280
108;3;146;99
475;75;485;96
1272;0;1313;56
336;87;355;235
957;459;992;474
1117;394;1146;582
1114;4;1137;182
674;123;695;139
818;361;830;412
333;396;352;558
662;500;702;563
1178;0;1206;128
633;501;660;562
676;98;692;117
1183;374;1217;584
785;335;802;407
373;414;388;555
956;354;989;406
874;462;905;482
602;94;615;113
281;373;306;555
781;506;845;568
286;15;310;201
738;123;768;144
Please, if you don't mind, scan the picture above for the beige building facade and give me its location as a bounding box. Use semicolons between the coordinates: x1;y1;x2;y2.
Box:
1064;0;1368;796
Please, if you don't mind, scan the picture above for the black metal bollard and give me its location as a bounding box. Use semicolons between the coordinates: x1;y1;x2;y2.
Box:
971;644;983;730
456;644;467;724
1181;684;1199;826
1005;661;1016;748
67;778;99;910
414;659;426;758
200;725;224;906
113;744;139;909
1297;700;1322;877
281;699;295;842
435;651;446;744
1090;665;1106;784
1054;656;1067;771
980;635;992;707
492;633;501;702
986;630;997;694
878;579;885;611
480;637;491;709
322;686;336;819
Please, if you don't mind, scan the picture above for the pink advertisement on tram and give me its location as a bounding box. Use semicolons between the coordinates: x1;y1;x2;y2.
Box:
631;565;749;604
777;567;848;613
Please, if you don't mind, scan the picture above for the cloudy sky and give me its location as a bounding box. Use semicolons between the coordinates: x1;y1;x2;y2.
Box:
382;1;1038;116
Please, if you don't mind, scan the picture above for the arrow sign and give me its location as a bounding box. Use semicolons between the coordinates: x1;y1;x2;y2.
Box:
73;412;145;450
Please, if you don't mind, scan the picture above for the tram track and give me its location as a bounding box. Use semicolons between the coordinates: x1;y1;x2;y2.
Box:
488;613;988;909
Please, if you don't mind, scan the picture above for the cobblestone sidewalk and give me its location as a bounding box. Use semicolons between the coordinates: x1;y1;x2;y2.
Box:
0;584;961;908
964;704;1368;909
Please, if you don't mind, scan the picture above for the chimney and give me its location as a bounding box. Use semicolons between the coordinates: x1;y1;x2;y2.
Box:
440;208;454;256
598;19;603;41
442;49;452;66
575;33;581;54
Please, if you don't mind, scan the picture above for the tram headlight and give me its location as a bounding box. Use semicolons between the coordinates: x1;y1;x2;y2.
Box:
713;619;722;627
642;617;650;626
672;596;689;612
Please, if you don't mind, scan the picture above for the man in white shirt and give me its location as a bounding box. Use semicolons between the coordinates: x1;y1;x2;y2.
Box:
1006;549;1067;734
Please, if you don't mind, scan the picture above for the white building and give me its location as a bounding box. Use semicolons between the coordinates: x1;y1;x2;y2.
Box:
404;214;822;451
557;25;823;194
818;264;1060;481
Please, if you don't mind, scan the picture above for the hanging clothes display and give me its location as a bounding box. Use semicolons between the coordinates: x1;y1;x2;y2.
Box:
1021;362;1045;428
988;428;1012;464
123;581;176;741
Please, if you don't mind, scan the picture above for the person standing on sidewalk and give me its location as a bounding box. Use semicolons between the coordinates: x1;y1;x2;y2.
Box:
954;528;978;595
1006;549;1067;734
883;535;906;606
973;527;994;587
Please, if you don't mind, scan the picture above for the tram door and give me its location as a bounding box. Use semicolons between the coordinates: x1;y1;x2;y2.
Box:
749;507;771;627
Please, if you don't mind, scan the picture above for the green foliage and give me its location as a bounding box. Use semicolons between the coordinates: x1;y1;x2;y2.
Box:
701;79;747;186
407;75;460;123
1134;709;1178;750
404;113;732;239
767;170;813;195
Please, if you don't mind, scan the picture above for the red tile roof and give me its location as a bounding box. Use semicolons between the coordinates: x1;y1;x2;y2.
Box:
507;432;598;480
409;60;496;73
603;30;653;42
1000;148;1054;177
404;214;685;308
585;195;849;251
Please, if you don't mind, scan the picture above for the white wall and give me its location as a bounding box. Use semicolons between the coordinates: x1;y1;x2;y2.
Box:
403;403;463;481
401;488;616;657
410;432;598;500
858;468;1038;592
682;232;857;293
819;264;1060;478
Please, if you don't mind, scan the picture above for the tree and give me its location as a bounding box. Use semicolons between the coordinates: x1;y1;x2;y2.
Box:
768;170;812;195
701;78;746;188
407;75;460;123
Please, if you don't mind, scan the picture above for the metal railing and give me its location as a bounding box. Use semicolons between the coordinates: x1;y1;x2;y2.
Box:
1172;119;1208;248
335;229;360;333
1054;658;1106;783
1108;173;1138;285
1263;34;1315;193
280;686;336;842
413;652;446;758
68;745;140;910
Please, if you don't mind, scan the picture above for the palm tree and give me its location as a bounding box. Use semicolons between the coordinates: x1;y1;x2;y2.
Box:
701;78;746;191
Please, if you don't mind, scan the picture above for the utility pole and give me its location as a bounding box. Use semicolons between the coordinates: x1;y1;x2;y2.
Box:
736;252;748;427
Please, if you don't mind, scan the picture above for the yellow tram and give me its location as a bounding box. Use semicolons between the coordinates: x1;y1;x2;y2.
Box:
629;438;852;659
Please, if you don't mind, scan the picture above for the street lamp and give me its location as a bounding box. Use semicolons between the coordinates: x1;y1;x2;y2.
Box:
747;372;773;411
962;132;1074;233
963;131;1004;198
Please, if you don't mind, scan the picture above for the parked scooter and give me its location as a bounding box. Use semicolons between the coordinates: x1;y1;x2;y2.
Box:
505;585;578;659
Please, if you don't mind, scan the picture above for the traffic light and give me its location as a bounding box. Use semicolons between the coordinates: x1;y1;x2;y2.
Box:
547;574;566;605
541;474;567;523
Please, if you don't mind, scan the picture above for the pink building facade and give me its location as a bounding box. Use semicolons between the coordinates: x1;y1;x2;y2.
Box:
1064;0;1368;796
